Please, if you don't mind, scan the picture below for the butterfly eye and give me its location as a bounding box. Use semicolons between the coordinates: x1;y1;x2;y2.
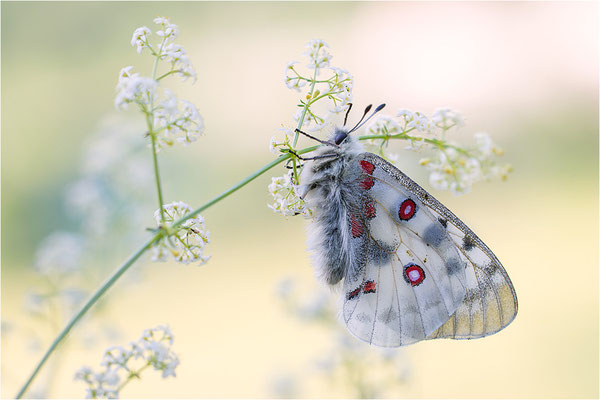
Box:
334;131;348;145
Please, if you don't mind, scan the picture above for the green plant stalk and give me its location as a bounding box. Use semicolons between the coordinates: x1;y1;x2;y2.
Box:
149;38;167;225
15;238;159;399
149;132;166;224
17;131;421;397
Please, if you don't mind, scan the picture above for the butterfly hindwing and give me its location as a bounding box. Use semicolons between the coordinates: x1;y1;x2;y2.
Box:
340;152;517;346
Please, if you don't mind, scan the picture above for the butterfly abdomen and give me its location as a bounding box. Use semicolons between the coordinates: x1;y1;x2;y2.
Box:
303;150;368;286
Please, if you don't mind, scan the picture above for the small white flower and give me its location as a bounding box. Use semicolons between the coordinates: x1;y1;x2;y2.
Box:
284;61;307;92
152;201;210;265
407;111;435;133
396;109;414;123
327;67;353;112
431;107;464;129
269;136;279;154
366;115;402;138
130;27;151;54
153;16;170;25
74;366;94;384
163;43;196;82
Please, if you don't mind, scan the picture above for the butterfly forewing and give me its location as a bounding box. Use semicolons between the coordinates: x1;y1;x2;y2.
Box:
341;152;517;346
341;154;471;346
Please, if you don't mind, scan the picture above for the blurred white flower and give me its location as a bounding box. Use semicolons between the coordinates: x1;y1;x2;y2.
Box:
130;27;151;54
284;61;307;92
75;325;179;399
366;115;402;140
154;17;179;40
327;67;353;113
34;231;84;275
304;39;331;70
114;68;157;110
407;111;435;134
162;43;197;82
269;372;298;399
152;92;205;149
431;107;464;129
474;132;494;156
152;202;210;265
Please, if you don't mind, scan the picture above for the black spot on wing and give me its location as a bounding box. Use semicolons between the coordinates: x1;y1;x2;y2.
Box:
483;262;498;276
446;257;464;275
378;307;398;324
438;218;448;228
423;223;446;247
356;313;372;323
368;240;395;266
462;235;476;251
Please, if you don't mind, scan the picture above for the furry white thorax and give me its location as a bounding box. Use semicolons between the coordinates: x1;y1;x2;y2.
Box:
299;133;366;286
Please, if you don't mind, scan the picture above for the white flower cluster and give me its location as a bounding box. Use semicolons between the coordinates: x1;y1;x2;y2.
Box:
305;39;332;70
152;201;210;265
116;18;203;149
154;90;205;148
283;39;353;131
421;132;510;194
365;108;510;194
267;172;312;218
397;108;464;137
129;17;195;82
114;66;157;111
75;325;179;399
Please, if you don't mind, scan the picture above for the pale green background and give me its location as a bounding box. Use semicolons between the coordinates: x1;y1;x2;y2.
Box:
2;1;598;398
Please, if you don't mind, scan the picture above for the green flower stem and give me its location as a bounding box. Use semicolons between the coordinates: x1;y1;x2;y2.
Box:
149;132;166;224
118;363;151;392
172;146;315;228
292;65;320;148
15;236;160;399
149;38;167;225
156;69;177;81
361;133;471;156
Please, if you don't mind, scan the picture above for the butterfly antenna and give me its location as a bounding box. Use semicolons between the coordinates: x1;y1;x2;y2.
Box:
348;103;386;133
348;104;372;132
343;103;353;126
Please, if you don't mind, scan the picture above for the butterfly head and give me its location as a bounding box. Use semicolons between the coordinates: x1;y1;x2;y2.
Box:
333;127;350;145
333;103;386;145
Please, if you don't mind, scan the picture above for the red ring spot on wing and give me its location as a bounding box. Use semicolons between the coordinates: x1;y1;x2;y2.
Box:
359;160;375;174
350;213;364;238
404;264;426;286
398;199;417;220
364;200;376;219
363;280;376;294
360;176;374;190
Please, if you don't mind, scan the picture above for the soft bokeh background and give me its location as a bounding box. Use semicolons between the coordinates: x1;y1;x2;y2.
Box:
2;1;598;398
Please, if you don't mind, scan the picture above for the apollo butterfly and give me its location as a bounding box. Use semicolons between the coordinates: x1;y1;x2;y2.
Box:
297;104;518;347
